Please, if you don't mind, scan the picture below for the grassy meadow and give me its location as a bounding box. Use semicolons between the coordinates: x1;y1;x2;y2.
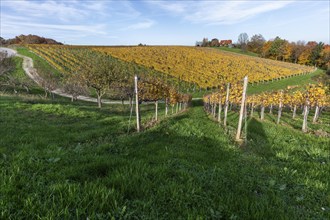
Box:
0;46;329;219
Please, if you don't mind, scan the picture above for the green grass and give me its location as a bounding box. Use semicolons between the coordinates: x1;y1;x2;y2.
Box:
16;47;62;78
247;69;324;95
1;94;329;219
214;46;259;57
191;69;323;98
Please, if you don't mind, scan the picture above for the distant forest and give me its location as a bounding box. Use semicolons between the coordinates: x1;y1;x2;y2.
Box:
199;34;330;72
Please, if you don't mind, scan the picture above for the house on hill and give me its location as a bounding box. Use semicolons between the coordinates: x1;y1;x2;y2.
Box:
219;40;232;47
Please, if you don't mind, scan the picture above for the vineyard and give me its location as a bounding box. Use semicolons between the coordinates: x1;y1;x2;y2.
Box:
94;46;315;88
1;45;329;219
26;45;192;116
24;45;328;134
27;45;315;90
204;80;329;138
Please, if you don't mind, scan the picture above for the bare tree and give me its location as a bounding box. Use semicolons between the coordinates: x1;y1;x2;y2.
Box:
0;51;14;76
237;33;249;52
38;73;58;99
248;34;265;54
62;73;88;102
291;41;305;63
202;38;209;47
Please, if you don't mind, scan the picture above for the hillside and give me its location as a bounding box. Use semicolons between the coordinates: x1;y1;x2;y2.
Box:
26;45;315;90
1;34;62;45
95;46;315;88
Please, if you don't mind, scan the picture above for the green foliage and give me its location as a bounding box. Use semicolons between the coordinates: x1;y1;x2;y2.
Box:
268;36;287;60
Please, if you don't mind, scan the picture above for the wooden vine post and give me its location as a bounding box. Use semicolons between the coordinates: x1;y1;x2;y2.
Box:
292;105;297;119
155;100;158;121
313;105;319;123
260;103;265;120
134;75;140;132
165;98;168;116
302;100;309;133
217;93;222;122
250;102;254;118
236;76;248;141
276;90;283;124
223;83;230;127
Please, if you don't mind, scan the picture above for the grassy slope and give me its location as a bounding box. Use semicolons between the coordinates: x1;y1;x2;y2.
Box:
214;46;259;57
1;95;329;219
247;69;324;95
192;69;323;98
16;47;62;78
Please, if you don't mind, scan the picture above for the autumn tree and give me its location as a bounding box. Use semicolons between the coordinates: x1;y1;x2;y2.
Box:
291;41;305;63
268;37;286;60
80;53;122;108
310;42;324;66
319;45;330;71
281;41;292;61
248;34;265;54
210;38;220;47
37;72;58;99
62;73;88;102
261;41;272;58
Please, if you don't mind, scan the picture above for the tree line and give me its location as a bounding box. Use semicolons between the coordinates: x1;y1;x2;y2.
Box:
198;34;330;73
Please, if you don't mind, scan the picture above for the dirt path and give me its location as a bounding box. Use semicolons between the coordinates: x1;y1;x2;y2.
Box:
0;47;130;104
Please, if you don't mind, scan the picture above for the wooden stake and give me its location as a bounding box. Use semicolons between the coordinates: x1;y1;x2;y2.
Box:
260;105;265;120
155;100;158;121
218;97;222;122
165;98;168;116
276;90;283;124
313;105;319;123
134;75;140;132
236;76;248;141
224;83;230;127
250;102;254;118
292;105;297;119
302;104;309;132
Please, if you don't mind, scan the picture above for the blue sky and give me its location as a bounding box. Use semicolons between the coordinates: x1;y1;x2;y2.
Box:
1;0;329;45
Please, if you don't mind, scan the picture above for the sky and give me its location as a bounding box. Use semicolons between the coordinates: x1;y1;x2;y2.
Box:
1;0;329;45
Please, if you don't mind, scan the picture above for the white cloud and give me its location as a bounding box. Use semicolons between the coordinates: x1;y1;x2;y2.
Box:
2;0;89;22
148;0;294;25
148;1;186;13
122;20;155;30
0;0;139;43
